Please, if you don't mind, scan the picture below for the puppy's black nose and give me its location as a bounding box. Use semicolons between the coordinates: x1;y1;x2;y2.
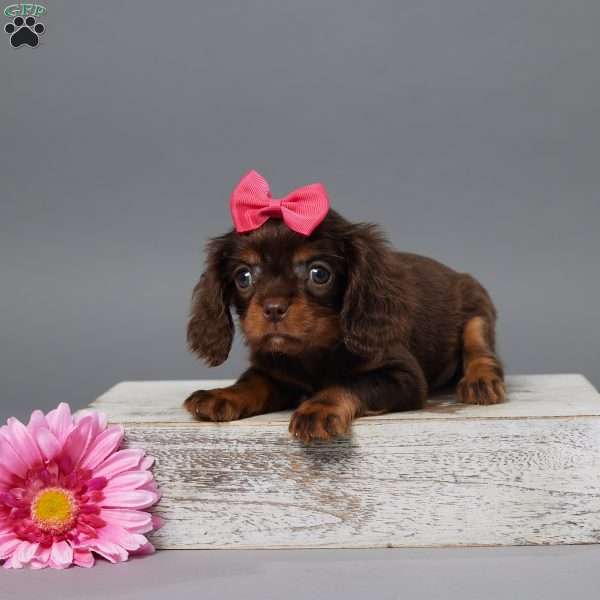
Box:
263;299;289;322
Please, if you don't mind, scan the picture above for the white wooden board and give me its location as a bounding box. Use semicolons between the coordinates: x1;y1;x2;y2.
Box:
90;374;600;549
93;374;600;423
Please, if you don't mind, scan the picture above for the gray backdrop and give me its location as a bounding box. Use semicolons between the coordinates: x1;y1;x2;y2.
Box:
1;0;599;424
2;2;600;598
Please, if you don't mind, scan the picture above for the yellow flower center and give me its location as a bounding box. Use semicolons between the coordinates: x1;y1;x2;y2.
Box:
31;487;78;533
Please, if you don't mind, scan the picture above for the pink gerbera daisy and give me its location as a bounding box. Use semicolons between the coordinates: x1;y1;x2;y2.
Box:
0;403;161;569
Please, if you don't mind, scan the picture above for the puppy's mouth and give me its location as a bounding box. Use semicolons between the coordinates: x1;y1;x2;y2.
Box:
259;332;303;353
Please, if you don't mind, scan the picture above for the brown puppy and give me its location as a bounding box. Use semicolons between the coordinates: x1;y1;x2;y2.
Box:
185;210;505;442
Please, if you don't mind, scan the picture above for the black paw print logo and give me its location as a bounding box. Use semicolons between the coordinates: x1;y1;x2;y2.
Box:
4;16;45;48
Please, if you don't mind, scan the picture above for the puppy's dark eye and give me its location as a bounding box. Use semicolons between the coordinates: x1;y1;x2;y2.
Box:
309;263;331;285
234;267;253;290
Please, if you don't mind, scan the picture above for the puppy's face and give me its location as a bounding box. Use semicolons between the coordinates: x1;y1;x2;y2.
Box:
226;221;345;356
188;210;400;367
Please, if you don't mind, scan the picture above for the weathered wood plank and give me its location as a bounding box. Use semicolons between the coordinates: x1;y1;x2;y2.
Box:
90;374;600;549
93;374;600;423
129;417;600;549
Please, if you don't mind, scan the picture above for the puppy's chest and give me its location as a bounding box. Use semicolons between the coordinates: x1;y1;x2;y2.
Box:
266;353;362;396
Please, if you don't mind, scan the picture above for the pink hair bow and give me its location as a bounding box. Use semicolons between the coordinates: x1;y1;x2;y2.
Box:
230;170;330;236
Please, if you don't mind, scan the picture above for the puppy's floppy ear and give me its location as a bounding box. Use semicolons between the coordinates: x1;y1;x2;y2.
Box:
187;235;234;366
341;224;403;360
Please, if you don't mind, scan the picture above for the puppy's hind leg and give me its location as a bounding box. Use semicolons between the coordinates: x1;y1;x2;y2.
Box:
457;315;506;405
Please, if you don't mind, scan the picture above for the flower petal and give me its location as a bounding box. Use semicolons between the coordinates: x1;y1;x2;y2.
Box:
86;477;108;491
0;438;28;479
100;509;153;533
29;544;51;570
88;539;128;563
98;524;147;551
80;425;124;470
15;541;39;566
27;409;48;433
73;548;95;568
3;553;23;569
105;470;153;491
0;537;20;559
101;489;158;510
138;480;161;499
6;418;43;466
152;514;165;531
61;416;94;470
130;541;155;556
46;403;73;443
94;449;144;479
140;456;155;470
49;540;74;569
34;428;61;462
0;463;15;489
75;409;107;435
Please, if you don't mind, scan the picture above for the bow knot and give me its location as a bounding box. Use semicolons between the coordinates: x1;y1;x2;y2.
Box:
230;170;330;236
265;197;281;214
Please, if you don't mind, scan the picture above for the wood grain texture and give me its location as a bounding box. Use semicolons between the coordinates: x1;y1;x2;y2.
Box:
92;374;600;423
90;374;600;549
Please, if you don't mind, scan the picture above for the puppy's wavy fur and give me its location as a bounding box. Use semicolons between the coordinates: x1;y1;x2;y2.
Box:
185;210;504;442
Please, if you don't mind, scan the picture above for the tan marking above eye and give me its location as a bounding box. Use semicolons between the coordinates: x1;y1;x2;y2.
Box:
292;247;322;264
238;249;262;265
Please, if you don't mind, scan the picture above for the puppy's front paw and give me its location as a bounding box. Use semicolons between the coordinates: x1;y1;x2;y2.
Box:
184;389;244;422
457;368;506;405
289;389;357;443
